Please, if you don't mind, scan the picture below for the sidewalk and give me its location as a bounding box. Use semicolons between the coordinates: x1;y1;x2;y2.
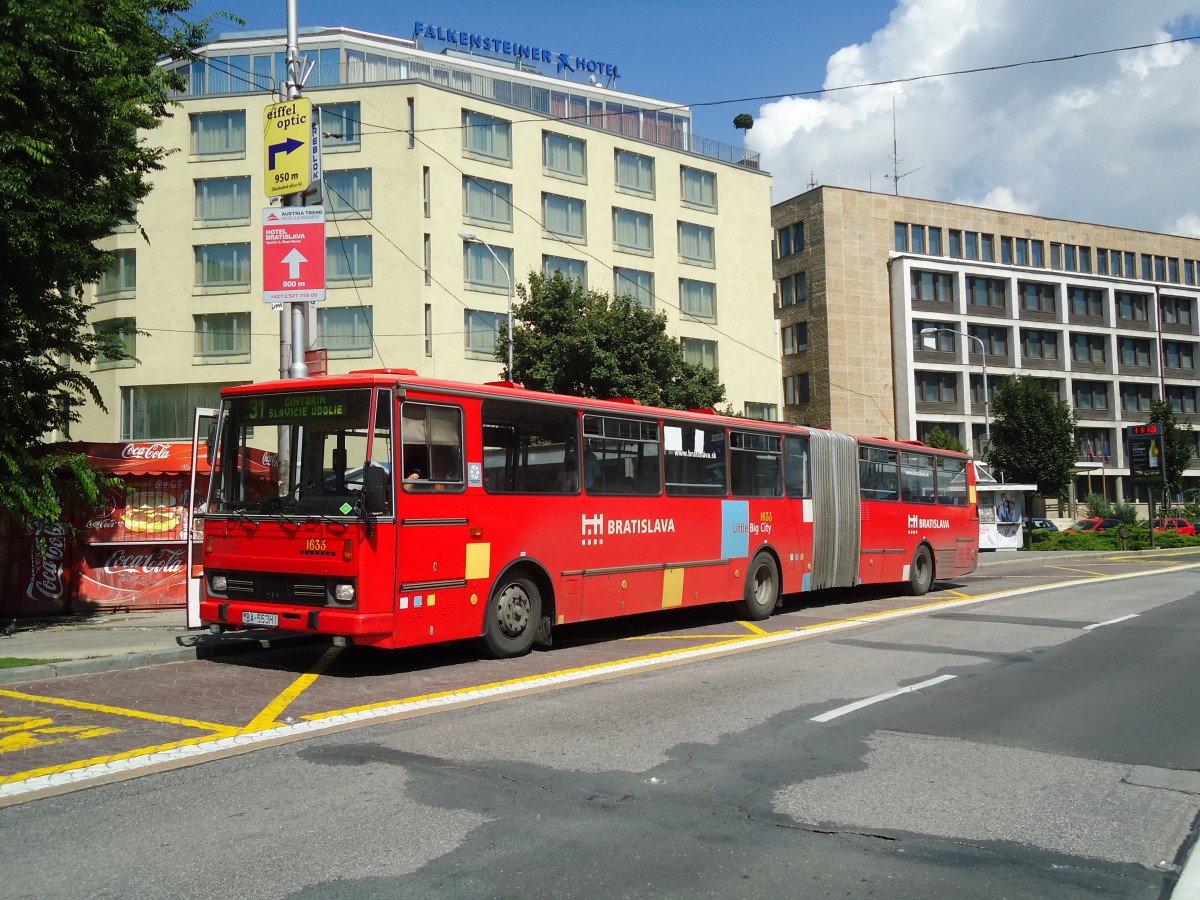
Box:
0;549;1152;685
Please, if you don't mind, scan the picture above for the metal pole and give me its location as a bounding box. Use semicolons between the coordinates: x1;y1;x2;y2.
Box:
283;0;308;380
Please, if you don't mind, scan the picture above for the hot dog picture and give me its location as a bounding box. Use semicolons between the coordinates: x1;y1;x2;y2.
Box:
121;490;181;533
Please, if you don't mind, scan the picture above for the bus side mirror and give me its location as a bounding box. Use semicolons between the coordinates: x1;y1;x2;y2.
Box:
363;465;389;515
205;424;217;465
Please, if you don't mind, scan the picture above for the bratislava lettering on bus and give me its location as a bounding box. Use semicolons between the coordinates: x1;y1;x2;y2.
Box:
581;513;676;542
908;514;951;531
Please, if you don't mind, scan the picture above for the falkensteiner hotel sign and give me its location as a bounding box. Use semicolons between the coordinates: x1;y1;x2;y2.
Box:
413;21;621;83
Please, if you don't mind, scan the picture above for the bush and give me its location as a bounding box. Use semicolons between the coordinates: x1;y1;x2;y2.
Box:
1025;524;1200;551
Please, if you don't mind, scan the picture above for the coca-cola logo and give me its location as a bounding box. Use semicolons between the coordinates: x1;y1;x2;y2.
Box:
122;442;173;460
103;547;185;575
261;452;279;468
153;478;184;491
87;516;119;530
27;523;67;602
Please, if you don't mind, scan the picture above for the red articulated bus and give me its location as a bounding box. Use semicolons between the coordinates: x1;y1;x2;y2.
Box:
199;369;978;657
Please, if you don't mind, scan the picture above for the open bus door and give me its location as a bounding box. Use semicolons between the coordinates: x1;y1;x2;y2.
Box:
187;407;218;628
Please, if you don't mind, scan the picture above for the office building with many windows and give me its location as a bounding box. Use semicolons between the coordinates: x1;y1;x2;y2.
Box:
73;26;779;443
773;186;1200;501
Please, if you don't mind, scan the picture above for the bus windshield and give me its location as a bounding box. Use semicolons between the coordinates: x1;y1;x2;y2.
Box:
208;387;393;518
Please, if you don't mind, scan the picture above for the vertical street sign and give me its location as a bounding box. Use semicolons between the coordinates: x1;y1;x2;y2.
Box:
262;207;326;303
263;98;313;198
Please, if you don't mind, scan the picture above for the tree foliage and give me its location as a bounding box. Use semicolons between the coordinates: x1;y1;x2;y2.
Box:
923;425;965;453
1149;399;1194;495
733;113;754;131
502;269;727;410
987;376;1076;498
0;0;209;527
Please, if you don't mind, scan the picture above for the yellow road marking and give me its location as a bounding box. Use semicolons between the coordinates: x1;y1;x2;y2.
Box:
0;724;120;754
242;646;341;733
944;589;972;599
1046;566;1107;577
621;633;761;641
0;689;237;736
739;621;771;637
0;733;228;786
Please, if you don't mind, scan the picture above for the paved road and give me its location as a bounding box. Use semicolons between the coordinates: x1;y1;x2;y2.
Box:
1;554;1198;897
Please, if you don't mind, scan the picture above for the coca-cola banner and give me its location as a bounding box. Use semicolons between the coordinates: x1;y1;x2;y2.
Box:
76;545;187;609
21;521;75;615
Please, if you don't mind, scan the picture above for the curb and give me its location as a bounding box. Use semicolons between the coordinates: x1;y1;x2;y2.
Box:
0;632;326;686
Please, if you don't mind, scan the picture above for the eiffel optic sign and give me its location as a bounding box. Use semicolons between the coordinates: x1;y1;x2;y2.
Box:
413;21;621;83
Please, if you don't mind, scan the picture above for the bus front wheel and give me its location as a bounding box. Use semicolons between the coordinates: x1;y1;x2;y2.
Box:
482;575;542;658
905;545;934;596
738;552;780;620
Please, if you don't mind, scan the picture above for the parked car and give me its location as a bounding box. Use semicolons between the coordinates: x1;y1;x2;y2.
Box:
1065;517;1123;533
1024;517;1059;531
1151;517;1197;536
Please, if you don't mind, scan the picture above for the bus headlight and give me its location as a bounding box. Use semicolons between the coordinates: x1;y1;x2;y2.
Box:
333;583;355;603
211;574;228;592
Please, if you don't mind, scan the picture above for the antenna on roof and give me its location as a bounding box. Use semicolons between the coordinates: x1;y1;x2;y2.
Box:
885;97;922;196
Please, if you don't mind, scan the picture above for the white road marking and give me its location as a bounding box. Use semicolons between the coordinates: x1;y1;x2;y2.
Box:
1083;613;1140;630
810;674;957;723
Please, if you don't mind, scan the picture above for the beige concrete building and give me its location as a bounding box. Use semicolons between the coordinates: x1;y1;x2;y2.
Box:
774;186;1200;500
73;26;780;443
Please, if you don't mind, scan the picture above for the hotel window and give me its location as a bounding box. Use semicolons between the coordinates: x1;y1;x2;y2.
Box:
1185;260;1197;286
777;223;804;257
916;371;957;402
422;166;431;217
1097;250;1109;276
782;322;808;355
678;222;715;266
1069;286;1103;318
544;255;587;288
1019;281;1056;313
543;131;586;182
189;110;246;157
1014;238;1029;266
327;236;372;284
965;232;979;260
325;169;373;218
423;234;431;286
1071;333;1107;364
1164;340;1197;371
1051;243;1062;270
1031;240;1045;267
1122;251;1135;278
1121;383;1154;412
463;240;513;293
949;230;963;258
911;225;926;254
1161;295;1194;326
318;306;374;355
543;193;586;242
928;227;942;255
1119;337;1152;367
1072;380;1109;410
194;312;250;361
1170;258;1181;283
615;149;654;196
462;110;511;163
194;176;250;224
1142;254;1153;280
779;272;807;307
680;279;716;323
969;324;1009;356
967;275;1006;310
1116;291;1149;323
121;383;231;440
970;374;1005;406
1155;255;1168;282
912;270;953;302
463;176;513;229
980;233;994;262
98;249;136;297
681;166;717;210
320;102;361;149
681;337;718;370
784;373;810;405
464;309;502;358
744;402;777;421
614;268;654;309
1000;236;1013;264
94;317;136;369
1167;384;1198;415
194;243;250;289
914;321;954;352
1020;328;1059;360
894;223;908;252
613;208;653;255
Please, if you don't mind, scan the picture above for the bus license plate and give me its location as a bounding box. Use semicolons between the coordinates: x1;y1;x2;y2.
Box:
242;611;279;627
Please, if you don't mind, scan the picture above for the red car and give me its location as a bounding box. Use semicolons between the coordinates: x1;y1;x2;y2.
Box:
1066;517;1123;533
1152;517;1197;536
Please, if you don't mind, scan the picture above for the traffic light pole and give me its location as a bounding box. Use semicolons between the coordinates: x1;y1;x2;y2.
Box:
282;0;308;380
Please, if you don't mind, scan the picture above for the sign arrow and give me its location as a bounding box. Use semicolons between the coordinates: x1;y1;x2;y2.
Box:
281;247;308;278
268;137;304;171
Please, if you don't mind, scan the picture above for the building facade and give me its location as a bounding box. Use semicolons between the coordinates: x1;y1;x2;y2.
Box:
773;186;1200;502
74;26;780;444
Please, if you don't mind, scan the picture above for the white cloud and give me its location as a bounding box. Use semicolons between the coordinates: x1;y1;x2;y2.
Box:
749;0;1200;235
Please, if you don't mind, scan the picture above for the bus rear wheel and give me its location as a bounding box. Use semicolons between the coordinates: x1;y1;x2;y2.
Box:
737;552;780;620
482;575;542;658
905;545;934;596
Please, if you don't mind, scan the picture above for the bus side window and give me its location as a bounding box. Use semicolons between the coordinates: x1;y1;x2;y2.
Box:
784;435;811;498
402;402;465;493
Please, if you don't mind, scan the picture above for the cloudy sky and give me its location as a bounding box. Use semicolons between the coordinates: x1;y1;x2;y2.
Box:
189;0;1200;234
746;0;1200;235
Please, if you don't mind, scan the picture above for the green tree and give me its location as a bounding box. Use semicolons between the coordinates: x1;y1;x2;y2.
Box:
733;113;754;131
1149;398;1194;495
987;375;1076;497
0;0;210;528
502;269;727;410
923;425;965;453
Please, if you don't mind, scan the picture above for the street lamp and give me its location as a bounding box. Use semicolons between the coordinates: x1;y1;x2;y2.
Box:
919;326;990;453
458;230;514;381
